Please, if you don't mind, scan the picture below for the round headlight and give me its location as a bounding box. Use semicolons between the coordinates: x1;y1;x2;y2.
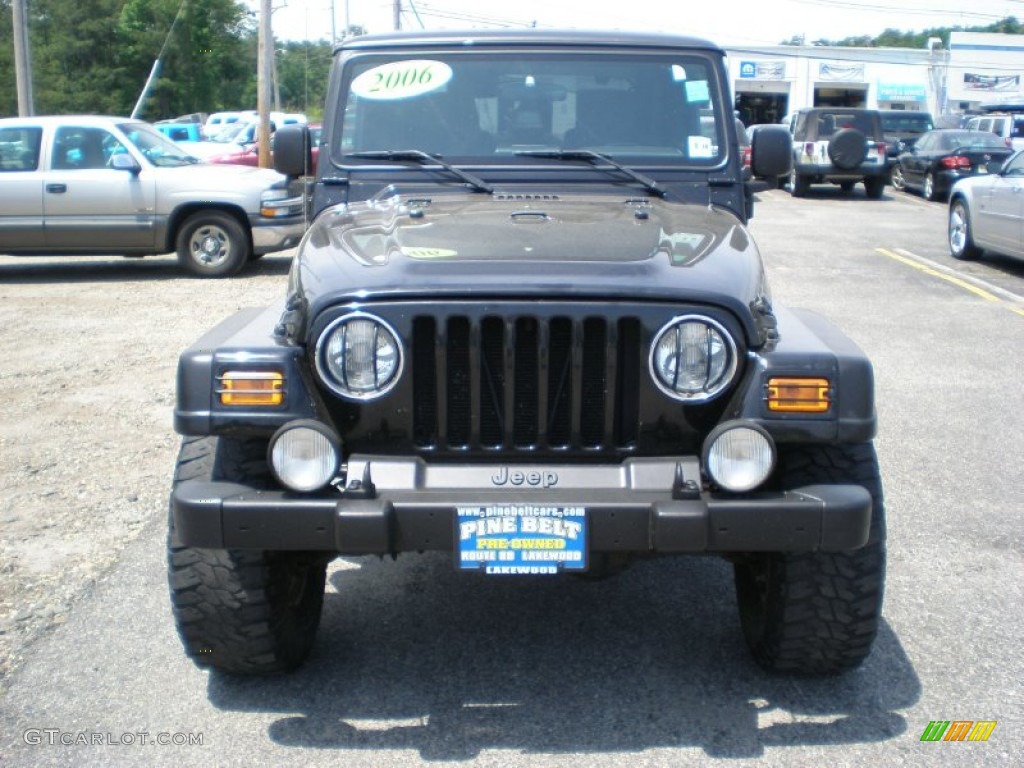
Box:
315;312;403;400
269;420;341;492
703;422;775;492
650;315;738;402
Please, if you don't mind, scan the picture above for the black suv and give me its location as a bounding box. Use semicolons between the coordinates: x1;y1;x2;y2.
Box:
879;109;934;176
789;107;888;198
167;30;885;677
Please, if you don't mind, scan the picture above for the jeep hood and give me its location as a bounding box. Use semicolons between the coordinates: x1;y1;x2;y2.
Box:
290;190;774;345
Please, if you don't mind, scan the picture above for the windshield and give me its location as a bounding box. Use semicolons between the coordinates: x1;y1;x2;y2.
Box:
116;122;198;166
882;114;933;134
941;131;1008;151
336;51;728;167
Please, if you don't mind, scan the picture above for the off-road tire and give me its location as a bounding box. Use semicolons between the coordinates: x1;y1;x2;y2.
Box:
863;177;885;199
949;198;982;261
828;128;868;170
168;436;328;675
733;443;885;676
789;170;809;197
175;210;251;278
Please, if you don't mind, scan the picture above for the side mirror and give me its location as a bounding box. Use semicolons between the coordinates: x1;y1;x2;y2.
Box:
750;125;792;180
274;124;313;177
110;153;141;175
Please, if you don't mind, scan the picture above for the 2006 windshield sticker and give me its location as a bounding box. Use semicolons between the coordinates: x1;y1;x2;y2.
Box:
351;60;453;101
457;505;587;574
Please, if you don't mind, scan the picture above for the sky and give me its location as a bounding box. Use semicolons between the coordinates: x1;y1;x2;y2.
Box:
259;0;1024;47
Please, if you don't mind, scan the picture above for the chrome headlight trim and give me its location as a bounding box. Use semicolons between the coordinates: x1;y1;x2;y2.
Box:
648;314;739;403
314;311;404;400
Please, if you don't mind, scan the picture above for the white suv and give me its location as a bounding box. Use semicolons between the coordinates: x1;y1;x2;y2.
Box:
0;115;305;277
965;112;1024;151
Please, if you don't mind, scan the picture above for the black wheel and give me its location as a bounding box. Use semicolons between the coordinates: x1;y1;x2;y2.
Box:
175;211;250;277
890;164;906;190
923;172;939;202
949;198;982;261
789;170;809;197
733;443;886;675
863;177;885;199
827;128;867;170
168;436;328;675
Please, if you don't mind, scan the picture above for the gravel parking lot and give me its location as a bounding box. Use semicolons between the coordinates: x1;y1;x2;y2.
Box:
0;252;293;680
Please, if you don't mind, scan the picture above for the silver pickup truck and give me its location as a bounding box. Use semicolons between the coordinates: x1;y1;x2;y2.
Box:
0;115;305;276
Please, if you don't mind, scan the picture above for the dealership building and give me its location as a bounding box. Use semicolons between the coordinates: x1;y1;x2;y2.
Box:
725;31;1024;125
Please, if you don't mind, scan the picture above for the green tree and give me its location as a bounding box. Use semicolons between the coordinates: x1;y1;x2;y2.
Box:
118;0;256;119
275;40;333;119
30;0;127;114
0;1;14;116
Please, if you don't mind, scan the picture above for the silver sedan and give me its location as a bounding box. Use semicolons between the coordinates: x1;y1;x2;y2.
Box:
949;149;1024;261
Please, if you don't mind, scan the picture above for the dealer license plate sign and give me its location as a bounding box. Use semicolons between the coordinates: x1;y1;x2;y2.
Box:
456;505;587;574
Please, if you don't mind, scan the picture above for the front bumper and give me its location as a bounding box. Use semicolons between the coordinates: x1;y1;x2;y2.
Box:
171;456;872;555
249;215;306;254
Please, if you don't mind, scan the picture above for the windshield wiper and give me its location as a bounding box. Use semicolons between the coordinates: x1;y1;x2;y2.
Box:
514;149;669;198
347;150;494;194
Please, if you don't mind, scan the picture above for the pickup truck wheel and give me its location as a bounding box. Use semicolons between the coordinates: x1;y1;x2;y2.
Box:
168;436;328;675
176;211;250;277
733;443;886;675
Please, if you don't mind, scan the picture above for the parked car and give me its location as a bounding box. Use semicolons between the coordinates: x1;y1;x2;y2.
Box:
891;129;1013;201
948;149;1024;261
879;109;934;176
204;111;247;138
788;107;887;198
965;111;1024;151
0;115;305;276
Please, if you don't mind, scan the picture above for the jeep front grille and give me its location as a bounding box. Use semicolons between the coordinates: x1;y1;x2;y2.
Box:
411;314;643;451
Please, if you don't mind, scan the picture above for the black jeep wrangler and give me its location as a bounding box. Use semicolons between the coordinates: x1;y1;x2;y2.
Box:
168;30;885;676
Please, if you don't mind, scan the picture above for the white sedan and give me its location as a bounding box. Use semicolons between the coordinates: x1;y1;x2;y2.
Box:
949;150;1024;261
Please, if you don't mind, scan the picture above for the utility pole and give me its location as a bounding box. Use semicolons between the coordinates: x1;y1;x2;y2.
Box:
393;0;401;31
12;0;35;116
257;0;273;168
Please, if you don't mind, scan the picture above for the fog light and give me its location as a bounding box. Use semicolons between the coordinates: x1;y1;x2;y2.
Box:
703;422;775;492
269;420;341;492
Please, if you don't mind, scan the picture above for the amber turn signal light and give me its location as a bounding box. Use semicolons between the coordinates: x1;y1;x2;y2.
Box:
219;371;284;406
766;377;830;413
